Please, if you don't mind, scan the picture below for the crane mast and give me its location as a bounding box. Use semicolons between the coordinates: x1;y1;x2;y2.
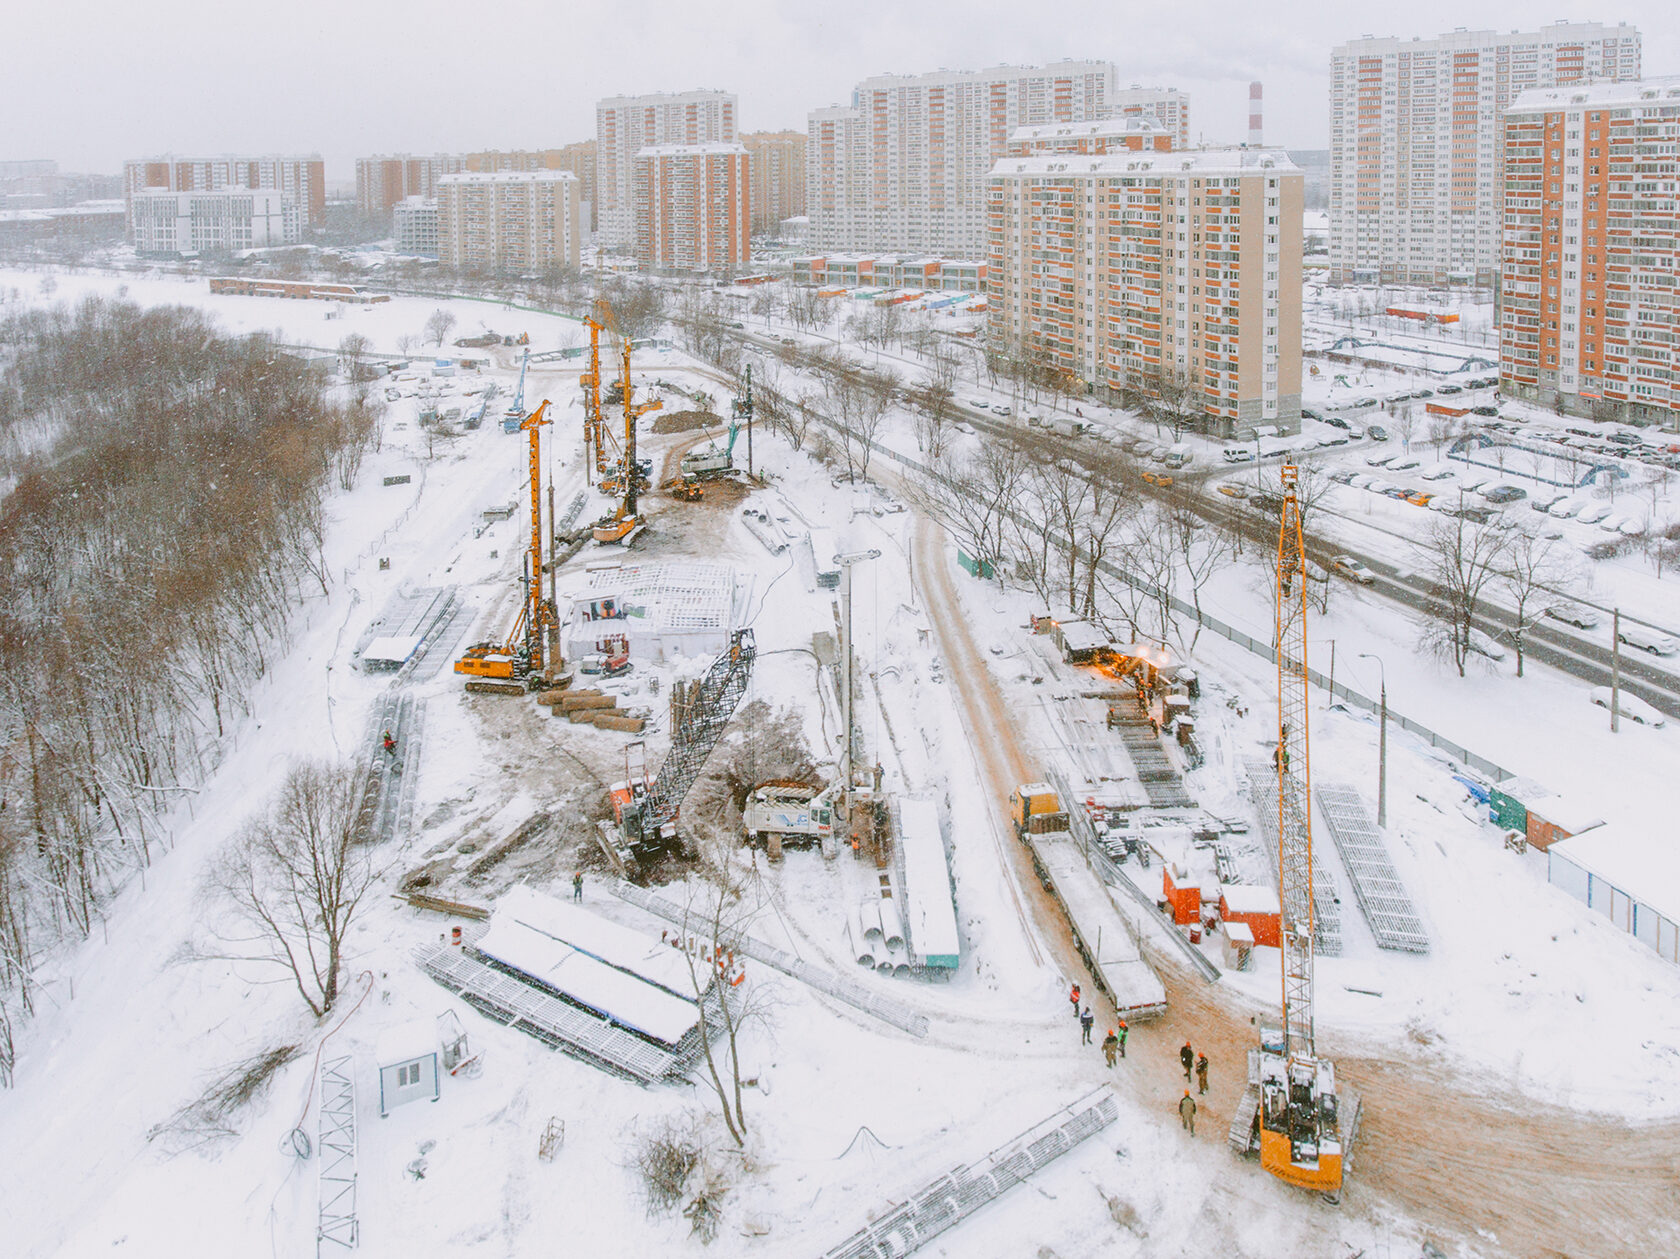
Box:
1257;461;1345;1194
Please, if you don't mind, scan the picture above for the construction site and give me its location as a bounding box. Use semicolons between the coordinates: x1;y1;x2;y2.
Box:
4;270;1678;1259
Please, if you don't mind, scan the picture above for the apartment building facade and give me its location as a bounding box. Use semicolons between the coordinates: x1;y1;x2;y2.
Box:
393;196;439;257
123;155;326;232
130;188;300;255
808;62;1178;258
355;154;464;220
596;90;737;247
1500;79;1680;427
1113;87;1191;150
436;171;581;274
742;130;806;236
1007;116;1175;157
633;144;750;272
988;150;1302;438
1329;22;1641;287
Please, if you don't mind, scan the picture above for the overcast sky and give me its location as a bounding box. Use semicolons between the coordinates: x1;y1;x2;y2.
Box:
7;1;1672;183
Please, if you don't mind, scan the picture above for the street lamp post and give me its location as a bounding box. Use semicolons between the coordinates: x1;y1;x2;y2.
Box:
1358;652;1387;828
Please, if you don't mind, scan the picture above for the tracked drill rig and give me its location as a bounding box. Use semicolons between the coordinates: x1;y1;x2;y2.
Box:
454;400;560;695
1253;461;1346;1194
592;332;662;545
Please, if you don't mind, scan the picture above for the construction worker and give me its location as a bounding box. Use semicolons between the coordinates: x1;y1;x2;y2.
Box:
1080;1006;1094;1045
1196;1052;1209;1096
1116;1020;1128;1059
1179;1090;1197;1136
381;730;397;758
1180;1041;1194;1082
1272;742;1291;773
1069;983;1081;1019
572;871;583;902
1101;1029;1120;1068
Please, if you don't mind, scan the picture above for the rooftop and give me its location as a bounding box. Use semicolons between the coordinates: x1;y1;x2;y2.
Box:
991;149;1299;179
437;170;578;185
577;560;736;632
1010;117;1165;142
1509;76;1680;114
635;143;749;158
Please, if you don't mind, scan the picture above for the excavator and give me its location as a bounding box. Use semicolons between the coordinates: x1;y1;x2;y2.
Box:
592;332;662;545
454;399;561;695
680;419;739;481
1238;461;1352;1196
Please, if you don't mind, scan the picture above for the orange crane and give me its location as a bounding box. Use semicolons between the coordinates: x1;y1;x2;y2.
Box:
1252;461;1347;1194
454;399;561;694
580;305;607;482
591;335;662;545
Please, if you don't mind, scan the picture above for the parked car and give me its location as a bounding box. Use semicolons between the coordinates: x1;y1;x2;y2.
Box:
1329;469;1357;485
969;398;989;409
1367;424;1390;441
1530;492;1568;513
1414;389;1436;399
1465;627;1507;661
1322;435;1350;447
1353;398;1380;409
1323;415;1351;430
1421;467;1456;481
1617;624;1680;655
1389;457;1421;471
1608;431;1643;446
1437;384;1464;395
1301;408;1324;422
1470;405;1498;417
1459;474;1496;494
1589;686;1666;727
1549;497;1586;519
1221;447;1255;463
1577;503;1613;525
1366;452;1397;467
1406;491;1434;506
1484;485;1528;504
1216;482;1249;499
1545;602;1600;629
993;405;1013;417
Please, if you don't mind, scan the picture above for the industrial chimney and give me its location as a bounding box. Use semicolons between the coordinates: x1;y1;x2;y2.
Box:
1248;81;1263;148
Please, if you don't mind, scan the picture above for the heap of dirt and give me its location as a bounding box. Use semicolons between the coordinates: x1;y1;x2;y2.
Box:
651;410;720;434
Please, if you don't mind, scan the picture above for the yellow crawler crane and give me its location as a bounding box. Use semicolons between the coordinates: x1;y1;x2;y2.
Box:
454;400;560;694
1256;461;1346;1194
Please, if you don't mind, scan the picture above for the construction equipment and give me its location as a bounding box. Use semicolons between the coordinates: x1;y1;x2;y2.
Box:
601;629;756;867
578;633;631;678
662;474;704;502
680;420;740;481
1007;783;1069;839
592;333;663;545
454;400;561;695
743;781;837;859
1244;461;1348;1194
502;348;530;433
581;307;606;481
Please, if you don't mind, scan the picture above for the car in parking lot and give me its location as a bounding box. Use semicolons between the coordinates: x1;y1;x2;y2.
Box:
1607;431;1642;446
1406;490;1434;506
1530;492;1567;513
1466;627;1507;661
1331;555;1375;584
1459;474;1496;494
1414;389;1436;399
1470;405;1498;417
1352;398;1380;409
1549;497;1586;519
1545;602;1600;629
1141;469;1174;487
1420;467;1456;481
969;398;990;409
1590;686;1666;727
1616;623;1679;656
1329;469;1357;485
1483;485;1528;504
1437;384;1463;395
1577;502;1613;525
1216;482;1249;499
1388;457;1421;471
1350;474;1377;489
1322;415;1351;430
1301;408;1324;422
1366;424;1389;440
1221;447;1255;463
1321;435;1350;446
1366;452;1397;467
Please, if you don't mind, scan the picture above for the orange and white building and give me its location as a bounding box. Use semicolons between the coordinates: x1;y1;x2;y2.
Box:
1500;78;1680;426
807;63;1181;259
1329;22;1641;287
597;91;737;248
123;154;325;234
436;170;581;275
988;149;1302;438
1007;116;1175;157
355;154;464;221
742;130;806;237
633;144;749;273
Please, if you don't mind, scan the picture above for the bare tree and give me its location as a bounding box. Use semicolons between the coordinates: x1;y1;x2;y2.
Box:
1497;530;1576;678
424;308;456;347
909;443;1023;582
202;760;377;1018
396;333;417;357
1414;512;1512;677
1165;494;1234;650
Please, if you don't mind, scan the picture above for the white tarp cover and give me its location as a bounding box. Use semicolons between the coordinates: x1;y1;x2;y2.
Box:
362;635;425;667
898;799;960;966
498;884;699;997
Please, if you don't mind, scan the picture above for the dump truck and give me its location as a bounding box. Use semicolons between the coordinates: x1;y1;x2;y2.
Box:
1008;782;1069;839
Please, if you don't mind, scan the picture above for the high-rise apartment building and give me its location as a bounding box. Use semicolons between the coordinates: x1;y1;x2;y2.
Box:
355;154;465;221
130;188;300;255
123;155;326;232
1007;116;1175;157
1500;78;1680;426
596;90;738;247
1114;86;1191;150
393;196;439;257
808;61;1149;258
989;149;1302;437
1329;22;1641;286
633;144;750;272
741;130;806;236
436;171;581;274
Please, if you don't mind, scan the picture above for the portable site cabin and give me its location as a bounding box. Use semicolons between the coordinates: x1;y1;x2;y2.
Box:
377;1020;441;1117
898;799;960;972
806;528;841;589
1162;863;1201;925
1042;615;1108;664
1548;824;1680;964
1488;781;1603;851
1218;885;1281;949
1221;920;1255;971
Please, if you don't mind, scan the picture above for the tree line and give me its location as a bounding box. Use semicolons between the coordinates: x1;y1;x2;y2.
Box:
0;296;379;1083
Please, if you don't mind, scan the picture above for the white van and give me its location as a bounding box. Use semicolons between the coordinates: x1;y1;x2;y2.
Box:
1163;443;1195;469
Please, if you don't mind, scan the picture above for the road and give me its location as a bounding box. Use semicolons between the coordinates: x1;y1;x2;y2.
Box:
912;508;1680;1257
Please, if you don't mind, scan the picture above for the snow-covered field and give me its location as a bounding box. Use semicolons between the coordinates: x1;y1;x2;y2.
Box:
1;267;1676;1258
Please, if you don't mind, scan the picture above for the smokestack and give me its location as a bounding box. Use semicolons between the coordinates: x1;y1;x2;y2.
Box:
1248;81;1263;148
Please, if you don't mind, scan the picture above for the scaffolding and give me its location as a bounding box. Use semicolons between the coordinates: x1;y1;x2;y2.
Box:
1245;759;1343;956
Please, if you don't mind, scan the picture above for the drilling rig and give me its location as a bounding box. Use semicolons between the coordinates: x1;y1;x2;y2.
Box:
454;400;561;694
580;305;606;483
598;629;756;871
592;333;662;545
1241;461;1350;1195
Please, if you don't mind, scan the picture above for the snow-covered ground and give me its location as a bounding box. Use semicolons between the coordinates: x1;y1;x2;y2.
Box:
2;267;1676;1258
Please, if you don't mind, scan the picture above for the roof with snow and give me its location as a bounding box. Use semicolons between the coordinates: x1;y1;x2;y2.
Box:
362;635;424;668
1509;76;1680;114
375;1019;437;1066
1009;117;1164;143
990;149;1299;179
496;884;697;997
635;143;749;158
898;799;959;966
1549;824;1680;925
579;561;736;632
1220;884;1281;915
437;170;577;185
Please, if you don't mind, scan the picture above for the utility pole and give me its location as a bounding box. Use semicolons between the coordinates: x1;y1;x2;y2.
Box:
835;547;882;830
1610;607;1621;733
